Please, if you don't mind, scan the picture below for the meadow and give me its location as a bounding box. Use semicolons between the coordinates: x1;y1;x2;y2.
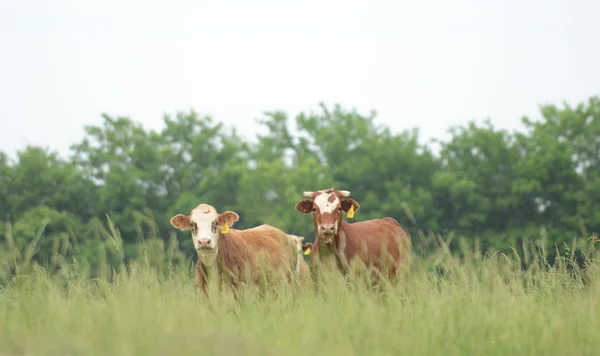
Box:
2;97;600;354
0;220;599;356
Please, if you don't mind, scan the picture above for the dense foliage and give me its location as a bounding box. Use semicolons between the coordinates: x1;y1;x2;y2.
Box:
1;96;599;279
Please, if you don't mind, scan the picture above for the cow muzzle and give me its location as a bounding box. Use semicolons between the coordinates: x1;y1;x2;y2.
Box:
196;238;214;250
319;224;336;244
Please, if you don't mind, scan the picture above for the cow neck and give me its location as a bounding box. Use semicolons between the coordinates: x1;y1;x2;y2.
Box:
339;219;350;242
214;229;246;277
197;231;228;279
197;246;218;281
333;220;350;249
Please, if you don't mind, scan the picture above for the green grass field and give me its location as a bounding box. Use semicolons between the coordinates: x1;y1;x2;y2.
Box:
1;230;599;356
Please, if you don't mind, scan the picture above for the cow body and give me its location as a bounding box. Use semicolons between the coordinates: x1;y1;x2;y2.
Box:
295;189;410;282
170;204;296;292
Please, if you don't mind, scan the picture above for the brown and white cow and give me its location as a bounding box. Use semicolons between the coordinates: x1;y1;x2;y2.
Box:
286;234;311;281
170;203;297;292
295;189;410;282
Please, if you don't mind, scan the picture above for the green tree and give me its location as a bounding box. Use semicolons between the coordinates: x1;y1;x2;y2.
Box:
4;146;97;222
432;120;525;246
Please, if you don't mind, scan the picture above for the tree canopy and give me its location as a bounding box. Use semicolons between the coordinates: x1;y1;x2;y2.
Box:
2;97;599;277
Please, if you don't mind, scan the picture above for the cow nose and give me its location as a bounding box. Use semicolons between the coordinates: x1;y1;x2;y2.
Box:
320;224;335;234
197;238;211;246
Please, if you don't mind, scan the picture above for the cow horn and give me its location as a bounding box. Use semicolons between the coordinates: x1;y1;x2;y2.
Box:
303;191;314;198
340;190;351;197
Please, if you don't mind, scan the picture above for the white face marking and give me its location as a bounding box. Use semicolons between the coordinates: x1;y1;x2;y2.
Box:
313;191;341;239
313;192;340;214
190;204;219;254
293;237;303;254
287;234;303;275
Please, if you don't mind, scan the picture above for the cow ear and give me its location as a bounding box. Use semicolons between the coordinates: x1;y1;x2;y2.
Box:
341;198;360;213
295;200;313;214
218;211;239;227
170;214;191;230
301;242;313;252
297;236;305;242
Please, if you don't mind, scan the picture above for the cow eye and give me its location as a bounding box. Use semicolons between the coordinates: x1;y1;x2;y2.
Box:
312;207;316;212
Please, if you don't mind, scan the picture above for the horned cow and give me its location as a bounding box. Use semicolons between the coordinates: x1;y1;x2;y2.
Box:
294;188;410;282
170;203;297;292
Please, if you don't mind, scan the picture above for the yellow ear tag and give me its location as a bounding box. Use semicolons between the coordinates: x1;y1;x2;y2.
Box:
347;205;355;219
304;247;311;255
221;223;229;234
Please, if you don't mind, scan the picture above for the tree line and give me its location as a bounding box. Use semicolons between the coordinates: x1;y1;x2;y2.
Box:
1;96;599;278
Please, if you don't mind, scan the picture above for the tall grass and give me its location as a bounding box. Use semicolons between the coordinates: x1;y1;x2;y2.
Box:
0;219;599;355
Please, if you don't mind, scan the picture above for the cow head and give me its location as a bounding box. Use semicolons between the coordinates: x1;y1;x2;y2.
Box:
287;234;305;255
170;203;239;253
294;189;360;245
302;242;314;254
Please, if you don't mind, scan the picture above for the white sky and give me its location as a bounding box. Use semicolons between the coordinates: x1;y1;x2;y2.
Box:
1;0;598;159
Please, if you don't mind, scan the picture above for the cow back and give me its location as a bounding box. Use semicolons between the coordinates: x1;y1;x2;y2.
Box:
339;218;409;271
235;225;297;274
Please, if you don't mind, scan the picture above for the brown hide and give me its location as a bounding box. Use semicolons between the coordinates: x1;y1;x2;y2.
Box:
310;217;410;280
195;225;296;292
298;258;310;280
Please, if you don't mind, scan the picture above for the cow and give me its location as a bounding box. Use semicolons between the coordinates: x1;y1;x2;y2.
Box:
170;203;297;293
286;234;311;281
301;242;314;255
294;188;410;284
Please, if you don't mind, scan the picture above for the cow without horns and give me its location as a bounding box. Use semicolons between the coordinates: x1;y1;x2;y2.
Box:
295;189;410;282
170;203;297;292
286;234;311;281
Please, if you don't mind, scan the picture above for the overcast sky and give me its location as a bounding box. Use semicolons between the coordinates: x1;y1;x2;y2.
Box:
1;0;598;159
